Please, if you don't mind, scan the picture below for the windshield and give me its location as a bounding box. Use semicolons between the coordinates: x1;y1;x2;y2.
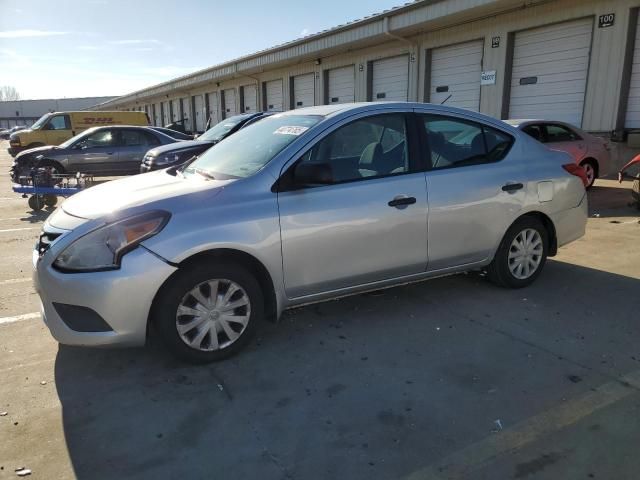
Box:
183;114;321;179
58;128;95;148
198;114;252;142
30;113;52;130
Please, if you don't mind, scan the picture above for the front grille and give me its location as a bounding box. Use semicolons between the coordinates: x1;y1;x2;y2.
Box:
38;232;61;256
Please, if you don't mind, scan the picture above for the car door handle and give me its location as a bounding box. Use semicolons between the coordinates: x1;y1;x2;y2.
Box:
388;196;417;207
106;152;114;155
501;183;523;192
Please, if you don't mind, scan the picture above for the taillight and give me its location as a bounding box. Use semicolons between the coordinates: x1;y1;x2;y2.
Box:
563;163;588;187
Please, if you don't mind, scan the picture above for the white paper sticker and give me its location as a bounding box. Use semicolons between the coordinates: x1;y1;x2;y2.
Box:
274;126;309;136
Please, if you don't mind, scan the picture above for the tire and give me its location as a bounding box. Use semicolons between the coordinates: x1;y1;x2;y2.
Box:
44;194;58;207
153;262;263;363
38;159;65;175
28;195;44;211
487;216;548;288
580;159;597;189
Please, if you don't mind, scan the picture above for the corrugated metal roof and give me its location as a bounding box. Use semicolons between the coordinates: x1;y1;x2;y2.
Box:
97;0;502;107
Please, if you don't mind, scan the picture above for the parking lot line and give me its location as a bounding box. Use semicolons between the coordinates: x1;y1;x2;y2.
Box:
0;277;32;285
0;312;40;325
0;227;39;233
404;370;640;480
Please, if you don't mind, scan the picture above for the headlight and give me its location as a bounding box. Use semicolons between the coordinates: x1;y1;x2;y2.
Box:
10;136;21;145
53;211;170;272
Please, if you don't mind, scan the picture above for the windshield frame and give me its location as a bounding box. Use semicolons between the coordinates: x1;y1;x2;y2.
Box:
30;113;52;131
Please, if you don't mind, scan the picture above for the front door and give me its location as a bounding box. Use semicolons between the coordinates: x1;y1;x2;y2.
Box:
44;114;72;145
418;112;524;271
67;128;117;174
278;112;428;299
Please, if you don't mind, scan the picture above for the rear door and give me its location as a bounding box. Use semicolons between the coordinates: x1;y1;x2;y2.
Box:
67;128;117;173
116;129;161;174
418;111;523;270
43;114;72;145
277;111;428;298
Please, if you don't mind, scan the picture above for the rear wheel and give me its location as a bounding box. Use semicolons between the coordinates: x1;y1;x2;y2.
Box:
487;217;548;288
580;159;597;189
154;263;263;363
44;194;58;207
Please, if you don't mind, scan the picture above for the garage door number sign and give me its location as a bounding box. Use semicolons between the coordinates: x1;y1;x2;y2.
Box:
598;13;614;28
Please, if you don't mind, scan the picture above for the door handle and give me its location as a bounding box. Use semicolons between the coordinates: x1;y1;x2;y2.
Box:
388;196;417;207
501;183;523;192
106;152;114;155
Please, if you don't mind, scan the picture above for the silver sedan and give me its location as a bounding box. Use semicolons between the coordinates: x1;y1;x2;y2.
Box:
33;103;587;362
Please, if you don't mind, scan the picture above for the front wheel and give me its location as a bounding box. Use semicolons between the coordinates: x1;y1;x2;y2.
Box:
154;263;263;363
487;217;548;288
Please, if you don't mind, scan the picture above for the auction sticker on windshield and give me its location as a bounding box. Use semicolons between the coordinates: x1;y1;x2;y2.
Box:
274;126;309;135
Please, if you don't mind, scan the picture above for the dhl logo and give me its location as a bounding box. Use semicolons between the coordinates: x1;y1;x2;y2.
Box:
80;117;115;125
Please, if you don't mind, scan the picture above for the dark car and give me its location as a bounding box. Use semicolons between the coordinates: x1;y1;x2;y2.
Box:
1;125;27;140
149;126;194;140
140;112;272;172
10;125;178;180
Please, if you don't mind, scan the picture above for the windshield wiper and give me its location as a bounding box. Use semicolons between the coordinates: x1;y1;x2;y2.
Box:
193;168;216;180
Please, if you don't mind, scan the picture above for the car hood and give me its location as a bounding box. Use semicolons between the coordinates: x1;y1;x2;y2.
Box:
15;145;57;159
147;139;213;156
60;169;230;219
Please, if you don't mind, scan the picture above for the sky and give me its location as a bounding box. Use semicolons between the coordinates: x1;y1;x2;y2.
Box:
0;0;402;100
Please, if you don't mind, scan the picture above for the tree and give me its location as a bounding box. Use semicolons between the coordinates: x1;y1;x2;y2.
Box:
0;86;20;101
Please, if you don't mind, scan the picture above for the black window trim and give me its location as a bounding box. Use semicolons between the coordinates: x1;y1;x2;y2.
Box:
417;112;515;172
277;112;421;192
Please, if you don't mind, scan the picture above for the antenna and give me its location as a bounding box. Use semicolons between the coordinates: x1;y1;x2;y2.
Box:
440;94;452;105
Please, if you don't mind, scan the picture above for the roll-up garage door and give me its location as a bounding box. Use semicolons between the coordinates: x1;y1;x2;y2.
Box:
153;104;160;126
207;92;219;127
171;99;180;122
265;79;283;111
625;19;640;128
327;65;355;104
430;40;483;111
293;73;315;109
371;55;409;101
509;18;593;126
223;88;237;118
162;101;170;125
181;97;192;131
242;85;258;113
194;94;205;132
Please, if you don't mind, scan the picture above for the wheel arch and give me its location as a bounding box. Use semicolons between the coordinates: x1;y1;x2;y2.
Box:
580;157;599;178
511;211;558;257
149;248;279;335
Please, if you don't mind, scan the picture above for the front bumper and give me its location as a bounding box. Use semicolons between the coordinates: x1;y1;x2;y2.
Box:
33;245;177;347
8;146;24;157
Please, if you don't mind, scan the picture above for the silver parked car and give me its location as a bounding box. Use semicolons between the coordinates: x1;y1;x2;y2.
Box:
11;125;179;179
33;103;587;362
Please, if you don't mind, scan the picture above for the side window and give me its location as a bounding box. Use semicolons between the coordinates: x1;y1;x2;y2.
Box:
422;115;513;169
297;114;409;183
120;130;149;146
142;131;161;146
47;115;70;131
545;124;579;142
80;129;115;148
522;124;545;143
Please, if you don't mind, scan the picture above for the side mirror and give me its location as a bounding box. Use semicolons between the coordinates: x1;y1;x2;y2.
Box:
294;162;333;186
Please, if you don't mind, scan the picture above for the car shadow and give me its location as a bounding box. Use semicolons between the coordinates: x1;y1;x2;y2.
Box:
20;207;53;223
588;183;639;218
54;260;640;480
